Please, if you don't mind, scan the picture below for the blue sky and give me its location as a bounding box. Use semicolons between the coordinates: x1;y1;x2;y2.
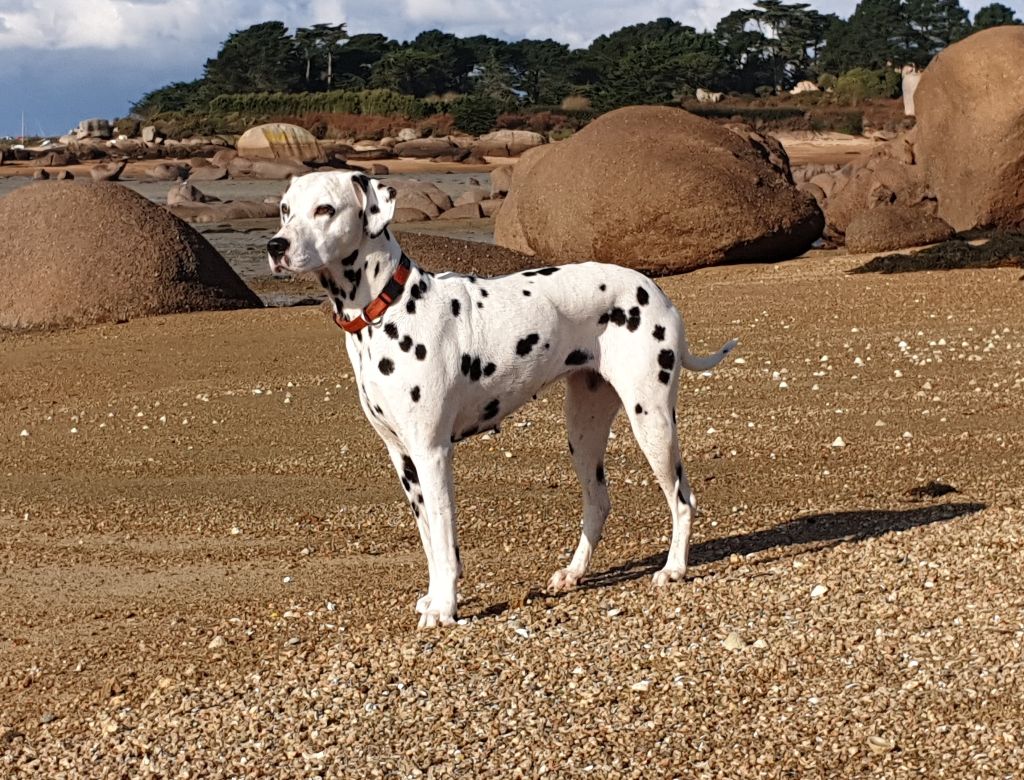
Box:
0;0;1018;137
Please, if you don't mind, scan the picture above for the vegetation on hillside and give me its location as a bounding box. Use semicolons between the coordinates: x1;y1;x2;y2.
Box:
129;0;1020;136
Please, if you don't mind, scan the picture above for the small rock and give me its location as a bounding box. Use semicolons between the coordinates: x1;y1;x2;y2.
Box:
723;632;746;651
831;436;846;448
630;680;651;692
207;635;226;650
810;584;829;599
867;734;896;754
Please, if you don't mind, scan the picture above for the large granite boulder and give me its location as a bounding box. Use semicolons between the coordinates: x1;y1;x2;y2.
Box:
236;123;325;164
495;106;823;272
915;26;1024;231
0;182;261;329
846;206;955;253
393;138;459;159
472;130;546;157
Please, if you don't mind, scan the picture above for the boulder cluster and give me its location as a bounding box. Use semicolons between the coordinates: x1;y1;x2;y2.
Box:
794;26;1024;248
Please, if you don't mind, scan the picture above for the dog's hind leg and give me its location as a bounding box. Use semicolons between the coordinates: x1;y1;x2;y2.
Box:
548;370;621;593
623;389;696;587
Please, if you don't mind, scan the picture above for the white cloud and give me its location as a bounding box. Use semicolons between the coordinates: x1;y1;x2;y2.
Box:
0;0;1018;56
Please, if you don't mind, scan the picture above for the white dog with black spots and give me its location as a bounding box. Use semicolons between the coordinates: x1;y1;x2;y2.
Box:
268;171;738;629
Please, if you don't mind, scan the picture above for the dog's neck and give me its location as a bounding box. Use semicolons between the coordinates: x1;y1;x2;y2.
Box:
317;230;412;321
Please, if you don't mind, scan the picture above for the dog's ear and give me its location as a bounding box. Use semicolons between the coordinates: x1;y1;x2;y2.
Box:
352;174;397;238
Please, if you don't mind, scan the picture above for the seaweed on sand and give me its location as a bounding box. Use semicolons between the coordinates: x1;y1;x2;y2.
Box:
849;232;1024;277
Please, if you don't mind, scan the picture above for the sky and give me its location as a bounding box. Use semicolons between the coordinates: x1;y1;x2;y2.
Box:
0;0;1019;137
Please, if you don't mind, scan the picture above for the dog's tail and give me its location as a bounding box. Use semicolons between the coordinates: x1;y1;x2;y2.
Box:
680;337;739;372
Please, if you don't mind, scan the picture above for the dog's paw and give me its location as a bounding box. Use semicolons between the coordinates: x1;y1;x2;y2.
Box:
417;609;457;629
547;568;582;593
415;593;457;629
651;567;686;588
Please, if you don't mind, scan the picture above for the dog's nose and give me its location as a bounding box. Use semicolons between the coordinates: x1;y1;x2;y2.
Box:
267;237;290;261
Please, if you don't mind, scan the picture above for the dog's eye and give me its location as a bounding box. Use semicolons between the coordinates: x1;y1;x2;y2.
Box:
281;203;290;216
315;204;336;218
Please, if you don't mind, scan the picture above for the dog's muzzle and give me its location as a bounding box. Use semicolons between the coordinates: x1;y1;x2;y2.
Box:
267;236;290;263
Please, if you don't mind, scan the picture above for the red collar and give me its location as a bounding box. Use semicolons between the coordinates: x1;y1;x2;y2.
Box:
333;254;412;334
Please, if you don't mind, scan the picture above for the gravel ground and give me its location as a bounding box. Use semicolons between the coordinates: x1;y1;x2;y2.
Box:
1;251;1022;777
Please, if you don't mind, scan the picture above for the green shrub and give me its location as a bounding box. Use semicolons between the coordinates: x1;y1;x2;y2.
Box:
817;73;837;91
452;95;499;136
754;85;775;98
834;68;901;104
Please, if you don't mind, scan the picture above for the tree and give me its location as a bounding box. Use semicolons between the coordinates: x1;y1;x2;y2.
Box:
507;39;575;104
819;0;909;72
904;0;971;62
370;48;451;97
203;22;300;94
331;34;396;88
588;18;728;108
972;2;1020;30
131;79;215;117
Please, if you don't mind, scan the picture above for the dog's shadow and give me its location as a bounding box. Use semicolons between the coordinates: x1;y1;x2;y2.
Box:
469;501;986;618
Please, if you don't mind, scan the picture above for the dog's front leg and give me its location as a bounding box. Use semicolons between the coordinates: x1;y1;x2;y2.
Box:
407;445;459;629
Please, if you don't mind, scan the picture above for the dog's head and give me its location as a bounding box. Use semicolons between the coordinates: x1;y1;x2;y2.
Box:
266;171;397;274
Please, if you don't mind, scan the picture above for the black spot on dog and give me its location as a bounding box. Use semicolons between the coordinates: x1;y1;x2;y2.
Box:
598;312;610;325
369;204;380;214
523;290;531;297
609;308;626;326
637;286;649;306
379;358;394;375
626;306;641;332
410;284;422;300
402;456;419;484
411;502;420;518
415;344;427;360
480;288;489;298
672;408;677;425
384;323;399;339
373;404;383;415
483;399;500;420
477;302;484;309
516;334;540;357
401;477;410;492
483;362;496;377
659;371;671;384
399;336;413;352
461;354;471;376
653;325;665;341
406;299;416;314
341;249;359;267
585;371;603;391
411;386;421;403
599;284;606;291
352;173;369;193
635;404;644;415
353;329;362;342
596;464;605;484
470;358;482;381
451;299;461;317
523;267;559;277
658;349;676;370
565;350;591;366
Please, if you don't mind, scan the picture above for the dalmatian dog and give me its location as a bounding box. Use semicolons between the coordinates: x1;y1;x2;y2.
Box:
267;170;737;629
